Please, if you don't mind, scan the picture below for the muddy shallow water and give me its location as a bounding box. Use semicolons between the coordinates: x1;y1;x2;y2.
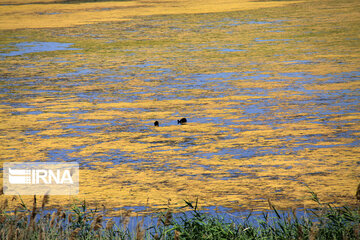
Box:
0;0;359;215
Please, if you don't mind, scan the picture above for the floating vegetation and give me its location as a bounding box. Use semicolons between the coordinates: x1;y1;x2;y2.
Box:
0;0;359;216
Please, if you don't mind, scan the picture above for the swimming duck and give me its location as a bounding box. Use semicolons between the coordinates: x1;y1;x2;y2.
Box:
177;118;187;125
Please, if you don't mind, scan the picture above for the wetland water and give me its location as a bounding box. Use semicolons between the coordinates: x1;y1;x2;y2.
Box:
0;0;359;215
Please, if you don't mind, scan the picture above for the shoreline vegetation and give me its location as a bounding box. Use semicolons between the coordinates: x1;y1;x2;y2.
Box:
0;189;359;239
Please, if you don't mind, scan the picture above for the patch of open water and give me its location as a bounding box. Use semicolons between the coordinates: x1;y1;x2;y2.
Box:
0;41;80;57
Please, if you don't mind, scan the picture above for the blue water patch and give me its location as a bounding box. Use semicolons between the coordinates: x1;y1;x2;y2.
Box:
222;169;249;180
47;148;84;162
26;110;43;115
267;30;285;33
25;130;41;135
254;38;291;43
218;48;246;53
283;60;315;65
223;19;286;27
0;42;80;56
247;20;285;25
57;67;93;77
105;205;310;234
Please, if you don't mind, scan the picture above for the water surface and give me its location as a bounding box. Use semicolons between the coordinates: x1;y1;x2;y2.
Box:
0;0;359;214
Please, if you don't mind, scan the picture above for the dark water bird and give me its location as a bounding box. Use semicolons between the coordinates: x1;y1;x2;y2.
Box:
154;121;159;127
177;118;187;125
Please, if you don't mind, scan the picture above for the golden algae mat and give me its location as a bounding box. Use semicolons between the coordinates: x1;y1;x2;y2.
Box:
0;0;301;29
0;0;359;215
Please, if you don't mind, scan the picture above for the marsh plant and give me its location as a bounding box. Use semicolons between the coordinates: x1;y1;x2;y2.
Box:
0;189;359;239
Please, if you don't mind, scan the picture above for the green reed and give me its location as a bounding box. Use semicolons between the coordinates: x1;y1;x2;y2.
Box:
0;189;359;239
